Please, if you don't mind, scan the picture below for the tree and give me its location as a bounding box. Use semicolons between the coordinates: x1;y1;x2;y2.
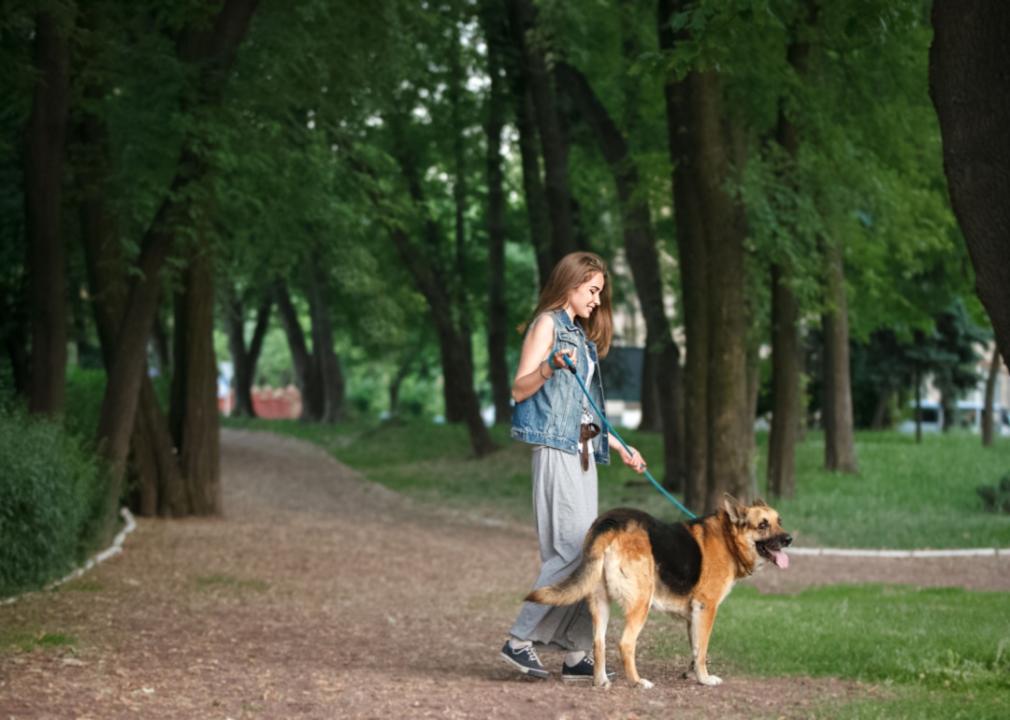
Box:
930;2;1010;373
24;8;73;416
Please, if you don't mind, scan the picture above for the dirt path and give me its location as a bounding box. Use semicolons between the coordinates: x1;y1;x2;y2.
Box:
2;429;1007;719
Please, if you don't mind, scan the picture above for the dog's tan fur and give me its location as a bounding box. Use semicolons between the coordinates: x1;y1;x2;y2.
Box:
526;495;791;688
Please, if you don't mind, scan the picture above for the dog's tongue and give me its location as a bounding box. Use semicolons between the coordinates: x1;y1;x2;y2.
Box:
771;549;790;569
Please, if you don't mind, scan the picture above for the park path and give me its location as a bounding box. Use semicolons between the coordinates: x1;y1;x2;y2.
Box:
2;429;1007;719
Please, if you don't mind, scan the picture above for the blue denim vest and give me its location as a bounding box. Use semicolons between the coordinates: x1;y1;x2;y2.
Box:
511;309;610;465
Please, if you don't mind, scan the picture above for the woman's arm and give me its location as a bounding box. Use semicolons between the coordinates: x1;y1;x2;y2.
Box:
609;433;646;473
510;316;575;404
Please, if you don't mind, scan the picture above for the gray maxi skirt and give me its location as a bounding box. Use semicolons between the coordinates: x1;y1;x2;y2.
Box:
509;444;598;652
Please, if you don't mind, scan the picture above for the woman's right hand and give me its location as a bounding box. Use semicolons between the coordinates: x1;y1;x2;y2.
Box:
548;349;576;373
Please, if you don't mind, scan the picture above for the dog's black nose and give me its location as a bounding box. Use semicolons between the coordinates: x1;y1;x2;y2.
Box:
783;534;793;547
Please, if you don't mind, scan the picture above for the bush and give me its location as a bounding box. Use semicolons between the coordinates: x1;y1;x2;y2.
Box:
0;406;107;597
976;474;1010;514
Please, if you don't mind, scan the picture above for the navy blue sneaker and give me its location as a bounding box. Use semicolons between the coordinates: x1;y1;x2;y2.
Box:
500;641;549;679
561;655;615;683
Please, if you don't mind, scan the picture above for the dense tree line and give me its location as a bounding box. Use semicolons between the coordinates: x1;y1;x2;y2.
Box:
1;0;1005;535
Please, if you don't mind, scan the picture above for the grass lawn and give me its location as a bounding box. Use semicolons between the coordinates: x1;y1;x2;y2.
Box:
686;584;1010;719
225;417;1010;549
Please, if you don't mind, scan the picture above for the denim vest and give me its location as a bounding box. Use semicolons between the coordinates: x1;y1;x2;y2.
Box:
511;309;610;465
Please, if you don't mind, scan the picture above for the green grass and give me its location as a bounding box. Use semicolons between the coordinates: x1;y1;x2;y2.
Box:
0;627;77;653
663;584;1010;719
224;417;1010;548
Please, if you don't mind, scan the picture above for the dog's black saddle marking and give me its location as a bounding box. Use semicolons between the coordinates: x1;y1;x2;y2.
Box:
591;508;702;595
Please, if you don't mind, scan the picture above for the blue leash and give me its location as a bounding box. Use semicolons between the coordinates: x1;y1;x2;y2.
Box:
561;354;697;520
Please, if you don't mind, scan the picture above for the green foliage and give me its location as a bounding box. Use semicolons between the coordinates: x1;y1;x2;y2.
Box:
0;407;106;598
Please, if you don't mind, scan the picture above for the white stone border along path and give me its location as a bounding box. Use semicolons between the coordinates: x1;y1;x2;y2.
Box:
1;507;137;606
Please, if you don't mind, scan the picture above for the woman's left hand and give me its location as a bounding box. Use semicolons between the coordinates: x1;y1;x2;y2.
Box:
620;445;646;474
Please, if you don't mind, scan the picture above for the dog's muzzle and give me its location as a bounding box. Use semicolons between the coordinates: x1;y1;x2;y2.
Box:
579;423;601;471
757;534;793;569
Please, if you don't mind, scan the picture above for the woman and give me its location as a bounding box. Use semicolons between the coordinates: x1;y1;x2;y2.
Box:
500;251;647;682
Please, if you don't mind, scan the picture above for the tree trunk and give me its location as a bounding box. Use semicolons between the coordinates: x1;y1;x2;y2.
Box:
930;2;1010;374
225;287;271;418
77;106;183;519
768;265;801;498
556;61;684;490
24;10;72;416
659;0;710;511
982;346;999;447
94;0;259;534
306;265;344;423
870;390;891;430
170;244;220;515
821;238;858;472
638;350;661;431
481;0;513;425
275;280;321;421
506;0;577;262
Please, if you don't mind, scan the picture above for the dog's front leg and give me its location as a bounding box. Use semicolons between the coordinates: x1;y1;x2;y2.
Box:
687;599;722;686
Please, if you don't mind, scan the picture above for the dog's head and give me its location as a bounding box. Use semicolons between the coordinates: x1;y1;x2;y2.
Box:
722;495;792;570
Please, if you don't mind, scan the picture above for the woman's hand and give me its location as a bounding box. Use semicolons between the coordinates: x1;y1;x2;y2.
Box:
549;348;576;373
619;445;646;474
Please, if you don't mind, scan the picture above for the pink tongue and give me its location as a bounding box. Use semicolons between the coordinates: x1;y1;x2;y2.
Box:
772;550;789;569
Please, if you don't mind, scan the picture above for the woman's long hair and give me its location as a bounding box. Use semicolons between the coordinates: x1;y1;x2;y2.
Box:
523;252;613;357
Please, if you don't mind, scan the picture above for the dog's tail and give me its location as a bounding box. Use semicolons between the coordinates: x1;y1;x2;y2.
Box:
524;529;614;606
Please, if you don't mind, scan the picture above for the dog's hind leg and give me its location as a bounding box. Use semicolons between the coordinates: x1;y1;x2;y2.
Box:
588;584;611;688
618;588;654;689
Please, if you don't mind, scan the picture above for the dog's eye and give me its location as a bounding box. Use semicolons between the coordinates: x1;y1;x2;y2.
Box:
758;519;769;530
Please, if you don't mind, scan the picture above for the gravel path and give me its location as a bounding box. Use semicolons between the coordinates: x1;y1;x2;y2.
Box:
2;429;1006;719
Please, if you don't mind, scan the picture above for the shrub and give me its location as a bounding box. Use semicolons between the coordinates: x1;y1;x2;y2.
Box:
0;406;107;597
976;474;1010;514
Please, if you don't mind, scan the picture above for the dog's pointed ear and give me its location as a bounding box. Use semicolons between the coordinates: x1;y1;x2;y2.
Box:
753;497;768;508
722;494;746;524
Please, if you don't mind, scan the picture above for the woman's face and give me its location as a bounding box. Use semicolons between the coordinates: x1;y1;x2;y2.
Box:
566;271;605;320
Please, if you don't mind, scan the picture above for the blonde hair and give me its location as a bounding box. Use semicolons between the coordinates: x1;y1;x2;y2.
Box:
522;251;613;357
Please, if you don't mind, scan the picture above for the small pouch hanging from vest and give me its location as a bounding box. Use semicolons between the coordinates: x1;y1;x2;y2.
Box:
579;422;601;471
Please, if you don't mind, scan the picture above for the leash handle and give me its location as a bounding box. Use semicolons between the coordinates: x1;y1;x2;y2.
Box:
562;354;697;520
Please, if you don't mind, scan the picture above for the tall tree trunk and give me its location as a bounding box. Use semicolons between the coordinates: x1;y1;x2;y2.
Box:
506;0;577;262
170;244;220;515
94;0;259;533
77;105;184;519
658;0;710;511
306;265;344;423
225;287;271;418
24;10;72;416
982;346;1000;447
766;11;810;499
556;61;684;490
930;3;1010;373
502;2;551;284
275;280;321;421
821;238;858;472
481;0;513;425
768;266;801;498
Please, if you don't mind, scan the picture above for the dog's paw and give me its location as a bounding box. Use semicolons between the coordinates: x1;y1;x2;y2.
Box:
593;677;612;689
635;678;654;689
698;674;722;686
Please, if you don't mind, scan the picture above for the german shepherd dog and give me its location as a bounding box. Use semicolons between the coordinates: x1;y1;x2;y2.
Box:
526;495;791;688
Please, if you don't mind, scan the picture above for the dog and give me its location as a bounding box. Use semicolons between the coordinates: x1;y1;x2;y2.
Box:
525;495;791;688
